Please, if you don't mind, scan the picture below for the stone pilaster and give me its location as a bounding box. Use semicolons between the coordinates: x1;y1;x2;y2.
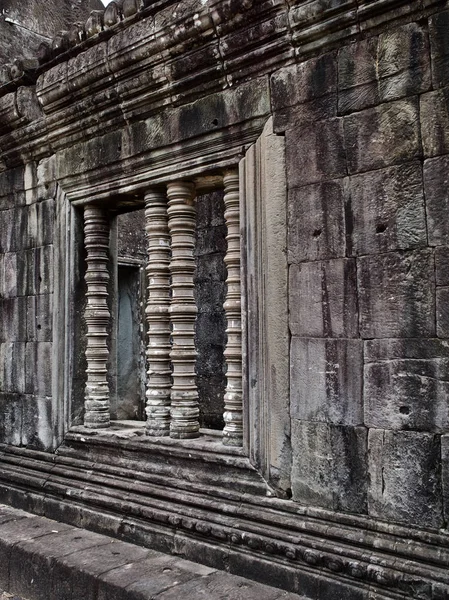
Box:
83;206;111;428
167;181;200;439
144;188;172;436
222;170;243;446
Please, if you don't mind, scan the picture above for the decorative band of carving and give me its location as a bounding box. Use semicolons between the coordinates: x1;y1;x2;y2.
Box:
222;170;243;446
83;206;111;428
144;188;172;436
1;439;447;598
167;180;200;439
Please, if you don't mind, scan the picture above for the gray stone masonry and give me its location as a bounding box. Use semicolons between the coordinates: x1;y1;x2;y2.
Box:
3;1;449;597
0;504;303;600
275;5;449;529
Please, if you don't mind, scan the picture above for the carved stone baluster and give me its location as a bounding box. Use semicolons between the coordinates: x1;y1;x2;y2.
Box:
83;206;111;428
223;170;243;446
167;181;200;439
145;188;172;436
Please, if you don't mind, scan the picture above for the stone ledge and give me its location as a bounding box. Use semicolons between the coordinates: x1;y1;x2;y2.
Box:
0;443;448;599
68;422;245;456
0;503;303;600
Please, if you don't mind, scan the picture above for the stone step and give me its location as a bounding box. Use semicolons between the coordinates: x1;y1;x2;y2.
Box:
0;504;305;600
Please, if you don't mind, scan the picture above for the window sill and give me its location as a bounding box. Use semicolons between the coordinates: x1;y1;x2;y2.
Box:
67;421;245;457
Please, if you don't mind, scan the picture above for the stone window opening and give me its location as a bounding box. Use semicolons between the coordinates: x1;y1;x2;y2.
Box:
80;170;243;447
72;118;290;491
63;118;289;491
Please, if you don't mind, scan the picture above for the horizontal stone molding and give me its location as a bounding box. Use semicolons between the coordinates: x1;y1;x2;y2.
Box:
0;440;448;598
0;1;445;174
1;0;442;101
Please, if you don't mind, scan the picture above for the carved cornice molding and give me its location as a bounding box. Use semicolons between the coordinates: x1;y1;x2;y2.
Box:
0;87;43;136
1;0;445;98
31;0;448;116
0;0;446;167
0;442;448;598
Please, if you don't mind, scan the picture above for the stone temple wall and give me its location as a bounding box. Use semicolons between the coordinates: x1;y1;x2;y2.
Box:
0;161;56;449
271;18;449;531
0;1;449;598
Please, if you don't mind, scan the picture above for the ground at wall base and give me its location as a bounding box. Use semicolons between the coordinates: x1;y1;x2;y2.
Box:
0;503;305;600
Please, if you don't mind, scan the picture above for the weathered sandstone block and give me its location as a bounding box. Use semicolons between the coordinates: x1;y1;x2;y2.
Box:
273;94;338;133
0;298;27;342
442;434;449;525
1;342;26;394
289;259;358;337
0;393;22;446
0;208;26;254
21;395;53;450
435;245;449;286
2;253;18;298
288;179;347;262
0;167;25;211
420;88;449;158
368;429;443;528
286;118;346;187
26;294;53;343
27;200;55;249
424;156;449;245
364;342;449;431
429;10;449;88
358;249;435;338
25;342;52;397
338;22;430;114
291;420;367;513
270;52;337;112
344;98;420;174
290;337;363;425
437;287;449;338
347;162;426;256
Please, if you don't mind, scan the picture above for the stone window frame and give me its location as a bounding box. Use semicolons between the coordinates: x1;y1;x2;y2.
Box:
55;118;291;493
239;118;290;492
